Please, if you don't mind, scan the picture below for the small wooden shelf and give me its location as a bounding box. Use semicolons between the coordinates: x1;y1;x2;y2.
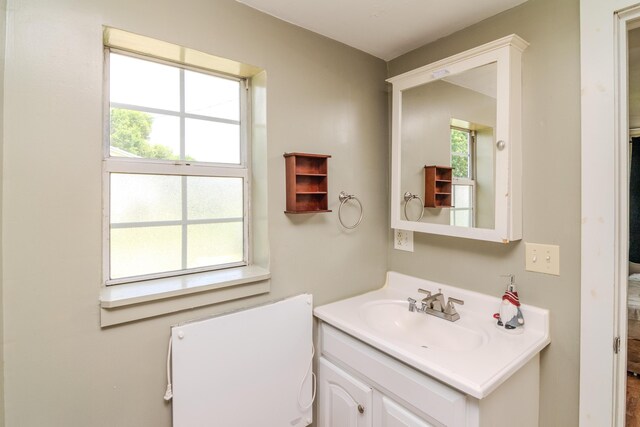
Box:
284;152;331;213
424;165;453;208
284;209;332;214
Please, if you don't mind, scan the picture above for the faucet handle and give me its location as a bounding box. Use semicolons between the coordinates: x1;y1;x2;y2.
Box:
407;297;417;312
418;288;431;297
444;297;464;316
418;289;432;309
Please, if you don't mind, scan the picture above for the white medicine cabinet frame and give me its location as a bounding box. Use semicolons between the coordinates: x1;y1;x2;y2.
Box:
388;34;528;243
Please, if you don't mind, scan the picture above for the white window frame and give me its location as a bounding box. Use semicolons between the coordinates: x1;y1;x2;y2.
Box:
102;48;251;286
98;28;270;327
450;127;476;227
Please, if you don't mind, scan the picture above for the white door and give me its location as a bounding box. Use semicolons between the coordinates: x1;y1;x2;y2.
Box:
319;357;373;427
380;396;436;427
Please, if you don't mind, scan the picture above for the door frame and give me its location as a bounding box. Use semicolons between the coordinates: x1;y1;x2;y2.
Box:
580;1;640;425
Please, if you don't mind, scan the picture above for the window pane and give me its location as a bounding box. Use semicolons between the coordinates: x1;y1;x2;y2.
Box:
185;118;240;163
187;177;243;220
106;50;248;283
110;53;180;111
453;184;472;209
110;226;182;279
111;174;182;223
452;155;469;178
451;129;469;154
110;108;181;160
451;210;472;228
185;70;240;121
451;128;470;178
187;223;244;269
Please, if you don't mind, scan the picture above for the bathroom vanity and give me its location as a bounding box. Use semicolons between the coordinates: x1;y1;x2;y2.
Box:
314;272;550;427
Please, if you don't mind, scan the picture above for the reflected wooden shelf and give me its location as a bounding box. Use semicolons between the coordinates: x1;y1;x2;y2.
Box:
424;165;452;208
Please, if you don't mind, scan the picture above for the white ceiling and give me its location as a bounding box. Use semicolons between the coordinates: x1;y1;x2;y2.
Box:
236;0;529;61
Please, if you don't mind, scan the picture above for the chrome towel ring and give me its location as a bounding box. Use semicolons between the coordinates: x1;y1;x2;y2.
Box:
338;191;364;229
403;191;425;221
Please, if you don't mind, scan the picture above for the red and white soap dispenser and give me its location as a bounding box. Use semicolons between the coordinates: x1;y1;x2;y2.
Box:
493;274;525;334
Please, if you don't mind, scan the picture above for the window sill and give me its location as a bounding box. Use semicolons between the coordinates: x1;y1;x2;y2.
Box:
99;265;270;327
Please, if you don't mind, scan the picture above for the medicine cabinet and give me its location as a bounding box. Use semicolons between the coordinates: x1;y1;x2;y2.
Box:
388;34;528;242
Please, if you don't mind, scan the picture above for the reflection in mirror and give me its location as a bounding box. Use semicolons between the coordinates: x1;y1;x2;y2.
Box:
400;62;497;229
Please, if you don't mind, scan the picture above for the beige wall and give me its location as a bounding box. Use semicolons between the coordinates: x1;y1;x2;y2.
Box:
1;0;582;425
476;128;496;229
388;0;581;425
1;0;388;425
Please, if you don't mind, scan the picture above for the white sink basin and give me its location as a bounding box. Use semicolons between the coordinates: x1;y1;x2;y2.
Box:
314;271;550;398
359;300;488;352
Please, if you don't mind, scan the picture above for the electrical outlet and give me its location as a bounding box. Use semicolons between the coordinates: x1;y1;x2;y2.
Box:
394;229;414;252
525;243;560;275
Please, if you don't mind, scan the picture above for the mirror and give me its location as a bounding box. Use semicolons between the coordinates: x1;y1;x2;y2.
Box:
388;35;527;242
401;62;497;229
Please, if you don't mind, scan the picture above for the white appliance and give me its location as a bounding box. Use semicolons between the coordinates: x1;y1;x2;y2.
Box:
171;294;314;426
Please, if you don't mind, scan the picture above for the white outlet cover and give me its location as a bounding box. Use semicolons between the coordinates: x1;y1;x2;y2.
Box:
394;229;414;252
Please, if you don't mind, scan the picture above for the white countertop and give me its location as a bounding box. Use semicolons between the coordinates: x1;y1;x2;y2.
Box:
314;271;550;399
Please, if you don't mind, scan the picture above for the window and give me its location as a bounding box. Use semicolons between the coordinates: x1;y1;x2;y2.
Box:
105;51;249;285
450;126;475;227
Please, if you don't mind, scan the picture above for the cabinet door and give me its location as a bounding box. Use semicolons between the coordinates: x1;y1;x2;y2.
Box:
380;396;436;427
319;357;372;427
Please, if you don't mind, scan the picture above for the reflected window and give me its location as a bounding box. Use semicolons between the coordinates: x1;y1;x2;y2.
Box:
450;127;475;227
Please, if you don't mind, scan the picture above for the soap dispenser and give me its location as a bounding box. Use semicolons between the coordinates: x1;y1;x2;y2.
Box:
494;274;525;334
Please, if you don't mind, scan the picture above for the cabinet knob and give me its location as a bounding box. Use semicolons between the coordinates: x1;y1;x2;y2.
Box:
357;404;365;414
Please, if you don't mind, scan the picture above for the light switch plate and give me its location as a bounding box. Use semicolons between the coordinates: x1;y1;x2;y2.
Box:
525;243;560;275
394;229;414;252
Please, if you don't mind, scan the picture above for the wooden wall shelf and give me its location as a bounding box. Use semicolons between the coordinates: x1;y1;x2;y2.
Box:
424;165;452;208
284;152;331;213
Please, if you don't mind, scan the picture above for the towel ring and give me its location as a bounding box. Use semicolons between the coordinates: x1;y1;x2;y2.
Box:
403;192;425;221
338;191;364;229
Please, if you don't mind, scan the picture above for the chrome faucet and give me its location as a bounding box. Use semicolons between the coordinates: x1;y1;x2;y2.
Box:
421;288;445;312
406;288;464;321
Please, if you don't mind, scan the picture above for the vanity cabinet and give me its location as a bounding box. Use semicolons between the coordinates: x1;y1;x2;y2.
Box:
319;358;435;427
317;323;540;427
380;397;435;427
319;358;372;427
